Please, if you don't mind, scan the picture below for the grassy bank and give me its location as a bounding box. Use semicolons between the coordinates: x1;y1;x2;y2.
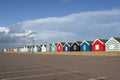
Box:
3;51;120;56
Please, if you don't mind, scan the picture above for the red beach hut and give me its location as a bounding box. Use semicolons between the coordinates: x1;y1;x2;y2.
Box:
92;39;107;51
57;42;65;52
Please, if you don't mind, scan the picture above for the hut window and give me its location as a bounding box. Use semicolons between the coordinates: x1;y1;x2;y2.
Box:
95;45;99;50
109;45;114;49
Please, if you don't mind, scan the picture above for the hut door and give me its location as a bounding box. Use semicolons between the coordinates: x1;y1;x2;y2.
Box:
95;45;99;50
74;45;76;50
52;47;54;51
58;46;60;50
83;45;86;51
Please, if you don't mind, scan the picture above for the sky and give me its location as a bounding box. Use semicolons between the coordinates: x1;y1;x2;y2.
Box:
0;0;120;48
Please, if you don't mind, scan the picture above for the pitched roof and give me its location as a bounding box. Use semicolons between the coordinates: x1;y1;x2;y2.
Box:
92;39;108;45
80;40;93;45
46;44;51;47
57;42;65;45
114;37;120;42
63;42;72;47
71;41;82;46
51;43;57;46
42;45;47;47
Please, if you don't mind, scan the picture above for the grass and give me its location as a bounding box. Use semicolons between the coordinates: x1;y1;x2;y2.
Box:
3;51;120;56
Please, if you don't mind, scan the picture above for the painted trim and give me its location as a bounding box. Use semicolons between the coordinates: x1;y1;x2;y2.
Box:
57;42;63;46
63;42;71;47
105;37;120;45
80;40;90;46
92;39;105;45
71;41;80;46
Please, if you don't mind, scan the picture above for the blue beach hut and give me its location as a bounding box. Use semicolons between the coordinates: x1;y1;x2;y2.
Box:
63;42;71;52
80;41;93;51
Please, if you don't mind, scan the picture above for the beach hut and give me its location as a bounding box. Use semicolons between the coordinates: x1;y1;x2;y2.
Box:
63;42;71;52
57;42;65;52
51;43;57;52
27;46;30;52
7;48;11;52
16;47;19;52
33;45;38;52
41;45;47;52
18;47;23;52
14;48;17;52
92;39;107;51
25;46;28;52
19;47;22;52
22;47;25;52
4;48;7;52
11;48;14;52
37;45;41;52
22;46;26;52
31;45;35;52
26;46;29;52
106;37;120;51
80;41;93;51
46;44;51;52
71;41;81;51
21;46;27;52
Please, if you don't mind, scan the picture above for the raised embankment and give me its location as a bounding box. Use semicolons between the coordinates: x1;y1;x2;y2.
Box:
2;51;120;56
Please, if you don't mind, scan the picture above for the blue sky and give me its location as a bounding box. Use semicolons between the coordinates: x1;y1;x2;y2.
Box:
1;0;120;26
0;0;120;48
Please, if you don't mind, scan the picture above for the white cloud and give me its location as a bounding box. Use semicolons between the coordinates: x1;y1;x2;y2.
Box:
10;30;34;37
18;8;120;41
0;27;9;34
0;26;36;48
38;31;77;42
